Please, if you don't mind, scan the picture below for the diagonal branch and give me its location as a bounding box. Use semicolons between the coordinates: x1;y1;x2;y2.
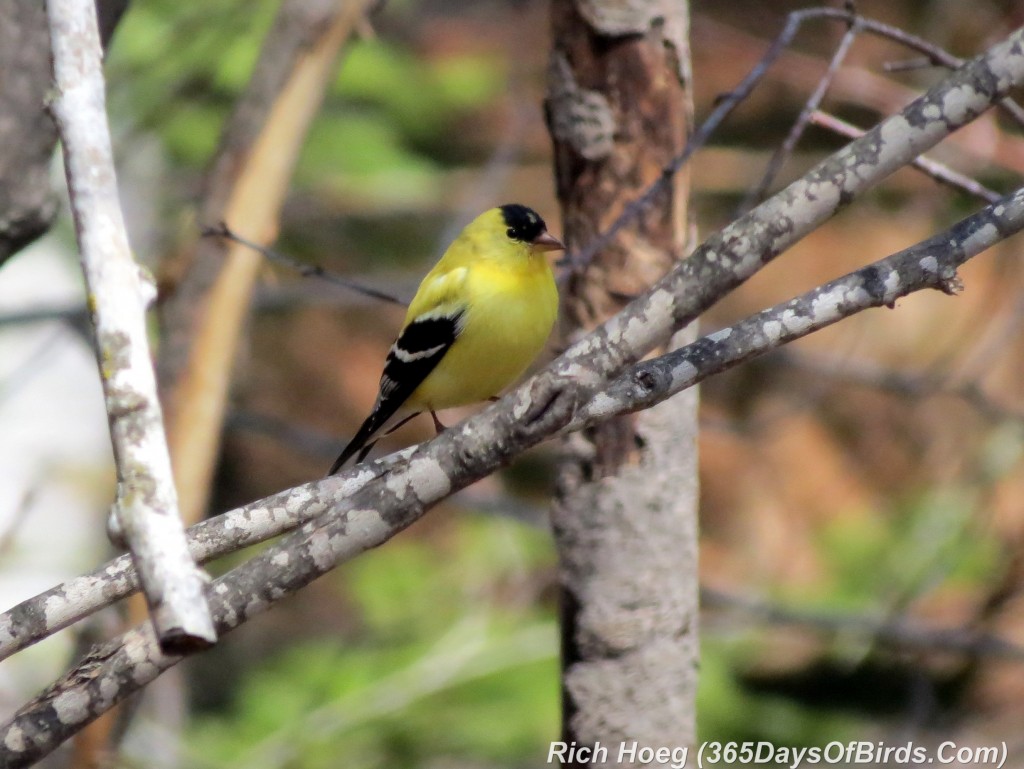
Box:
161;0;376;530
9;187;1022;669
578;186;1024;427
739;10;861;213
702;587;1024;661
5;182;1024;769
4;23;1024;665
809;110;1003;203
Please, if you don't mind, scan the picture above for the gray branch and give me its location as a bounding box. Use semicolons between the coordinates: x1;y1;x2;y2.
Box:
46;0;216;650
4;26;1024;766
7;183;1020;669
579;185;1024;426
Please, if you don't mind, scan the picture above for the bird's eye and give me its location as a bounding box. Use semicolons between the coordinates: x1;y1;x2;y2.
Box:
507;227;516;239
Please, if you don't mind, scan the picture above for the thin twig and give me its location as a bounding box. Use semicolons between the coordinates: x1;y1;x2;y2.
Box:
772;349;1024;426
46;0;215;651
566;5;1022;275
0;485;39;557
201;222;406;307
560;8;866;272
810;110;1003;203
702;587;1024;661
5;26;1024;669
578;186;1024;429
4;183;1023;672
739;13;861;213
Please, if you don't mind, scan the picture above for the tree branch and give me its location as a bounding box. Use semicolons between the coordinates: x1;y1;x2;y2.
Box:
5;21;1024;665
46;0;216;650
578;186;1024;427
809;110;1003;203
739;10;860;213
6;181;1021;673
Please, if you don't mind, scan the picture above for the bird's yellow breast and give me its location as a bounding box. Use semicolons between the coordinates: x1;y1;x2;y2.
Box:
407;257;557;410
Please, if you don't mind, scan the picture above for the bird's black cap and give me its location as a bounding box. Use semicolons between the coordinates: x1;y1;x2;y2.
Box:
500;203;547;243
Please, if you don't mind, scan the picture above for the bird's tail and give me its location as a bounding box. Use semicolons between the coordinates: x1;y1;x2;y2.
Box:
327;411;420;475
328;416;381;475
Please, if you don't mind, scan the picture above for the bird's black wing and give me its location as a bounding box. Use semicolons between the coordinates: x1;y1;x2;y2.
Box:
328;309;466;474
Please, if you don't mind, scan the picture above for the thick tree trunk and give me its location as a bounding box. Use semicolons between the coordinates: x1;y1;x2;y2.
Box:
547;0;698;759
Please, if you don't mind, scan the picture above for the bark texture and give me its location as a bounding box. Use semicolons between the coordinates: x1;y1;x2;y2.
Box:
547;0;698;755
0;0;128;268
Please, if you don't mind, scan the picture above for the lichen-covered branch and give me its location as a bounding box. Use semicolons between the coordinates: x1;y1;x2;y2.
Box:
46;0;215;650
579;186;1024;427
0;464;396;661
4;186;1024;765
4;181;1022;677
4;22;1024;664
4;179;1019;765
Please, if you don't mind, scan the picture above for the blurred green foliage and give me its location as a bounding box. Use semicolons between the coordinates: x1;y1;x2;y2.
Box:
105;1;504;209
698;644;861;747
814;489;999;613
184;503;981;767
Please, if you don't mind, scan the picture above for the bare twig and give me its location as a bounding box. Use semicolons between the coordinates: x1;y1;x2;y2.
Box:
580;186;1024;428
46;0;216;651
566;7;1022;276
739;13;861;212
810;110;1003;203
161;0;376;531
201;222;406;307
6;186;1022;669
559;6;830;271
0;485;39;556
702;587;1024;661
5;24;1024;666
771;349;1024;426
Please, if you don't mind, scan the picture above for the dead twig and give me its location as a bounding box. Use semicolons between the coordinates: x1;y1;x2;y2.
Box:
201;222;406;307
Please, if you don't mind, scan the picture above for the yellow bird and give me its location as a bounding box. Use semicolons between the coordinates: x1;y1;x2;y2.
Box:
329;204;563;473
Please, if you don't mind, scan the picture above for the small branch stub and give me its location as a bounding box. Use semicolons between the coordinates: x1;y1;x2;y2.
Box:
46;0;216;650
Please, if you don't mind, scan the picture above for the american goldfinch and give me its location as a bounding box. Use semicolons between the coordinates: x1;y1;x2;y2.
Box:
329;204;563;473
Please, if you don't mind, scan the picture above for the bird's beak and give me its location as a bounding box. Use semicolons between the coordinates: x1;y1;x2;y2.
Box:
532;230;565;252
